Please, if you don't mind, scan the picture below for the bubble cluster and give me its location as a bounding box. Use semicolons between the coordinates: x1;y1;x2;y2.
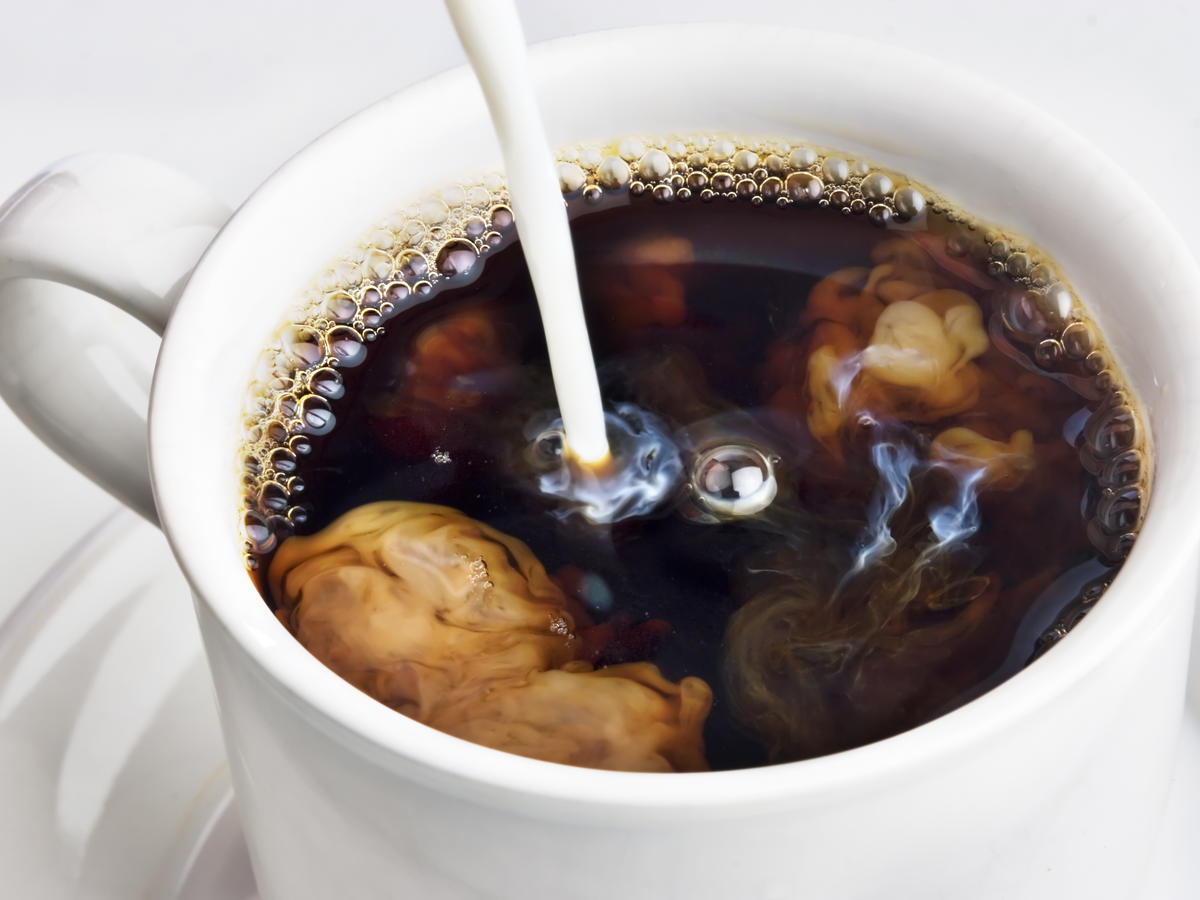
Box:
548;135;937;226
991;288;1146;561
238;133;1149;575
239;178;515;563
1030;570;1115;660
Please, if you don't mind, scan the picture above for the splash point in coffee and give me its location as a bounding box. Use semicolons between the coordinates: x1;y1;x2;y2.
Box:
239;135;1148;772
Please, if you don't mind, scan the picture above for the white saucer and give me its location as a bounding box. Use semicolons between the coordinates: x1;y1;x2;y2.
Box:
0;510;257;899
0;509;1195;899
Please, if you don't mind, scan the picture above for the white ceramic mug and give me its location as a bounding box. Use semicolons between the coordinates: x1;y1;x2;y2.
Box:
2;25;1198;900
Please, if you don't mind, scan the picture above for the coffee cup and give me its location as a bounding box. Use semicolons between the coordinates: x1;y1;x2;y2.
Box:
2;25;1197;899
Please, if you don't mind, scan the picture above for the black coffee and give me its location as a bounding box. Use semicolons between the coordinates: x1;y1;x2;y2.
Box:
241;137;1147;771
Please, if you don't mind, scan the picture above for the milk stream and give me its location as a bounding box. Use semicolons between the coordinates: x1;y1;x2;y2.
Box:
445;0;610;464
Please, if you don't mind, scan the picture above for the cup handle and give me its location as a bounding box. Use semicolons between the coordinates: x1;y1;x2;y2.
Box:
0;153;230;523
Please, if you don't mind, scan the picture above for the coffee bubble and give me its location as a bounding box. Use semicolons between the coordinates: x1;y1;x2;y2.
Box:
732;149;759;173
786;172;823;204
327;327;367;367
860;172;893;200
594;157;631;190
1061;322;1095;359
618;138;646;161
324;291;357;324
270;447;298;474
709;139;735;161
691;443;778;518
711;173;734;193
282;326;325;369
822;157;850;184
436;239;479;277
638;149;672;180
789;147;817;169
1100;449;1142;489
244;515;277;556
300;395;335;435
397;250;430;280
363;249;393;281
556;161;585;192
892;186;926;220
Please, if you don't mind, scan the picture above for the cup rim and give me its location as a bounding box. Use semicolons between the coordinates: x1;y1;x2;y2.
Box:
149;22;1200;811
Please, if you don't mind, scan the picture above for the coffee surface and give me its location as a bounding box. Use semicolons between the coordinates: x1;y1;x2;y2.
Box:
240;136;1148;771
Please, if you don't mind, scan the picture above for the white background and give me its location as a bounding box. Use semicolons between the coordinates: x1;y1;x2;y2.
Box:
1;0;1198;606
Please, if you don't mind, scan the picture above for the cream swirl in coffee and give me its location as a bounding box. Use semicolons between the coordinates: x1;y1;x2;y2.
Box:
238;135;1147;770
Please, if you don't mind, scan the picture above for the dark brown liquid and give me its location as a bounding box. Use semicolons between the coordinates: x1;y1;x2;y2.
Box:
256;188;1139;769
